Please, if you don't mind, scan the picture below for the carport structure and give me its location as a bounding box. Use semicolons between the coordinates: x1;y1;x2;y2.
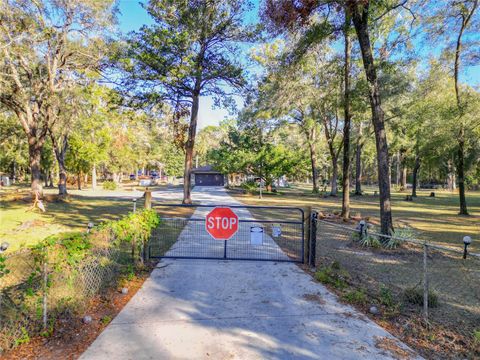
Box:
192;165;225;186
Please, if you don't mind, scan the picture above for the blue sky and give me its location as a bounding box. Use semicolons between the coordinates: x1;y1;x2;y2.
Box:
117;0;479;130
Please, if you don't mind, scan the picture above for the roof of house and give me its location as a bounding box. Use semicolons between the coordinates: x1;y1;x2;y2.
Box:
191;165;222;174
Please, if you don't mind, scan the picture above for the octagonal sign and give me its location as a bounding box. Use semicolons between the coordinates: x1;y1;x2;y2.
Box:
205;207;239;240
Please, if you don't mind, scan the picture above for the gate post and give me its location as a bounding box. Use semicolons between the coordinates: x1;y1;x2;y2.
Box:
144;189;152;209
304;207;311;264
309;211;318;267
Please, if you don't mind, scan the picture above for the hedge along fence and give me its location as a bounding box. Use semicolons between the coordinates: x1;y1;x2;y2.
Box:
0;209;160;353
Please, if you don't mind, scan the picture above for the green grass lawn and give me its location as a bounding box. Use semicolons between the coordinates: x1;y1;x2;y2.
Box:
0;183;191;254
0;188;142;253
2;183;478;254
229;184;480;253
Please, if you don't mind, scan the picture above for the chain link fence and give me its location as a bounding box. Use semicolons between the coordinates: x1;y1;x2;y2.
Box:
313;218;480;357
0;229;139;353
1;250;40;351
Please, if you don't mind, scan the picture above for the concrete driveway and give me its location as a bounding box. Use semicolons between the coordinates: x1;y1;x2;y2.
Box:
156;187;296;261
80;187;420;360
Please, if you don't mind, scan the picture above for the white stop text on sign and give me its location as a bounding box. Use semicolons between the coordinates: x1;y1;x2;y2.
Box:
207;216;237;230
205;207;239;240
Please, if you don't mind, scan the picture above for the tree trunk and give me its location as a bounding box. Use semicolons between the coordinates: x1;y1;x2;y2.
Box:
396;152;401;186
51;134;68;196
53;160;58;187
447;159;455;191
11;160;16;184
28;139;43;196
309;141;319;193
92;163;97;190
321;117;341;197
355;124;363;195
457;135;468;215
399;149;407;191
341;18;351;220
330;157;338;196
77;172;82;190
351;2;393;235
411;154;420;197
305;123;319;193
388;155;393;191
401;166;407;190
183;91;200;204
452;1;477;215
57;156;68;195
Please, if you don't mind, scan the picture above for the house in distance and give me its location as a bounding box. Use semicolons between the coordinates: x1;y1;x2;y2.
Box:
192;165;225;186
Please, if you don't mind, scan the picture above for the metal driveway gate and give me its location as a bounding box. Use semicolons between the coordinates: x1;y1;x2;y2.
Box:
148;204;304;263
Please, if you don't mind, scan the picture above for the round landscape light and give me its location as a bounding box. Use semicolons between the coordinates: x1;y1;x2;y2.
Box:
0;242;9;252
463;236;472;245
87;222;94;229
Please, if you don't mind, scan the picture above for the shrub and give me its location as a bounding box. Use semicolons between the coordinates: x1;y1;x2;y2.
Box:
379;286;395;308
240;180;258;194
100;315;112;325
404;287;438;308
14;328;30;346
342;290;367;305
352;232;382;248
0;254;9;278
331;260;341;270
385;227;417;249
102;209;160;246
351;224;418;249
474;329;480;344
102;180;117;190
315;262;349;289
40;232;92;266
121;264;136;282
1;209;161;352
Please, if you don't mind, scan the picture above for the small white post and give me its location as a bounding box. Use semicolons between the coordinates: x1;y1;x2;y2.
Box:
463;236;472;259
359;220;367;240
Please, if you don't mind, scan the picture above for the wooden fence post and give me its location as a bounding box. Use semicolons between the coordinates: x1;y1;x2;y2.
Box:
144;189;152;210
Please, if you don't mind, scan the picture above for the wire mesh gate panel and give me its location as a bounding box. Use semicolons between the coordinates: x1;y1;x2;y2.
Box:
148;204;304;262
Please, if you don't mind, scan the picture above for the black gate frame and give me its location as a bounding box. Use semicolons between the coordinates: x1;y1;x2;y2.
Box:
148;204;305;263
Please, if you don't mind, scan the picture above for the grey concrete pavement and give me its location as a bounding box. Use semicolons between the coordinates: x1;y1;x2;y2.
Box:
80;187;420;360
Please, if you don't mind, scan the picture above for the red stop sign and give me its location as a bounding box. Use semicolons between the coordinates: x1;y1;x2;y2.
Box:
205;207;239;240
